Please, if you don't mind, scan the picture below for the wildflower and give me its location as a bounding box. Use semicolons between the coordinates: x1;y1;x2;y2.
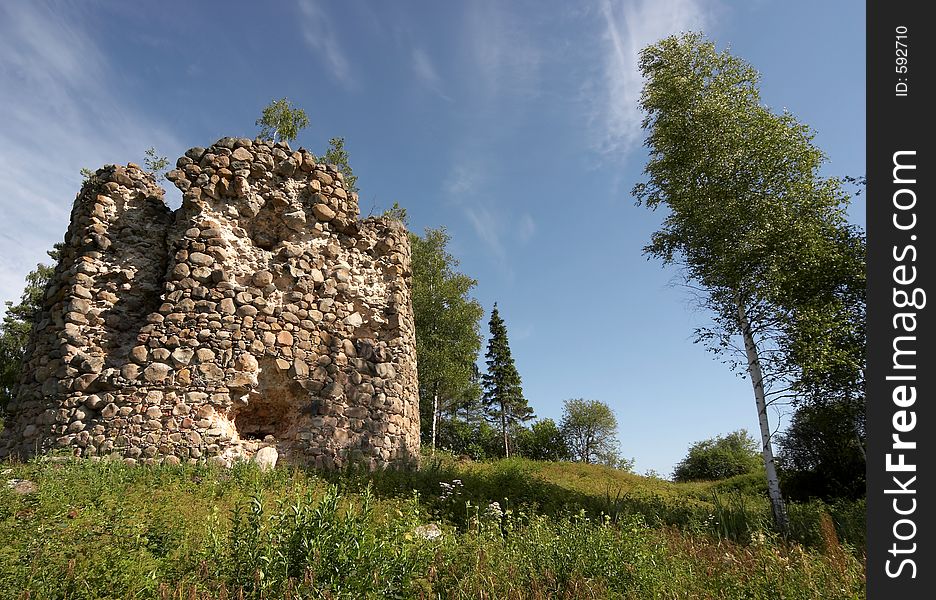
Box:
439;479;464;501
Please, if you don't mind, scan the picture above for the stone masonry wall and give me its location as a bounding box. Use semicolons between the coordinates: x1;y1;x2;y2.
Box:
0;137;420;468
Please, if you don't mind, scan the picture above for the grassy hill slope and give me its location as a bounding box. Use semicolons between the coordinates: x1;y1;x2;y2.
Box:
0;456;865;599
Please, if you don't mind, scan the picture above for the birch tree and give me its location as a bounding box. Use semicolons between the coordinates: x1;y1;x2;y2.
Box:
410;227;484;453
256;98;309;143
633;33;856;534
322;137;358;194
1;247;59;414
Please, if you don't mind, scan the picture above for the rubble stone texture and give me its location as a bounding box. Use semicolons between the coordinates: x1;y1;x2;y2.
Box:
0;137;420;469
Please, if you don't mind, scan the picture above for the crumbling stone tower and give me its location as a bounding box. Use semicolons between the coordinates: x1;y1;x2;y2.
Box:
0;137;420;468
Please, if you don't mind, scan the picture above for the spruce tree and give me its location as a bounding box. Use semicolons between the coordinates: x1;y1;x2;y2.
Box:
481;303;533;457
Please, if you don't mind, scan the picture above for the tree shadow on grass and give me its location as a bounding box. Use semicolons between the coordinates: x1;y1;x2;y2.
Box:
315;457;708;531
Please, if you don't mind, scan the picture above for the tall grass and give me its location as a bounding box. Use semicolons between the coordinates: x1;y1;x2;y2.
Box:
0;457;865;599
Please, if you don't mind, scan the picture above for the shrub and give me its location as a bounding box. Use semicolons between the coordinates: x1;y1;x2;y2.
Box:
673;429;762;482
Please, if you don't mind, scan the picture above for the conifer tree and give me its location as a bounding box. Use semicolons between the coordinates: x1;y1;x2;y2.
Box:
481;304;533;457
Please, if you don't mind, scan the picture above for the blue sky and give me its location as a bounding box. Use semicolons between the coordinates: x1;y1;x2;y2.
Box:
0;1;864;475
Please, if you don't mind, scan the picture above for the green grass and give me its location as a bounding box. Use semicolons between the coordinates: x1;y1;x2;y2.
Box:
0;455;865;599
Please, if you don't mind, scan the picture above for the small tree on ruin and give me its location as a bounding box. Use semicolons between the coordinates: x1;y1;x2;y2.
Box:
256;97;310;143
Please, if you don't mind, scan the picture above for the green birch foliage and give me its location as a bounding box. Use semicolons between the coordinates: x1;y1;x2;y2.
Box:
255;97;310;143
1;248;59;413
633;33;851;320
780;226;866;406
322;137;359;194
409;228;484;443
143;147;170;181
632;33;862;399
632;33;865;528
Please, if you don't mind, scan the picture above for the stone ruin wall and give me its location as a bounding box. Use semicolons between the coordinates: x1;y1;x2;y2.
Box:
0;137;420;468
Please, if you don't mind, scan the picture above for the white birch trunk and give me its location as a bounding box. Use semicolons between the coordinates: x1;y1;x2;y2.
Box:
737;299;789;535
431;392;439;456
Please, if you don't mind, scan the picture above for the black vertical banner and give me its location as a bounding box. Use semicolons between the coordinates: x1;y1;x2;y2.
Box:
867;1;934;597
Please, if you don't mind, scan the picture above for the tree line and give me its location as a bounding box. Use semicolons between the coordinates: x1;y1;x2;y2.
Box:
407;224;627;466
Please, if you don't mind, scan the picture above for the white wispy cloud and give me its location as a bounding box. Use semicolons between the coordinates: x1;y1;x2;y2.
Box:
443;163;534;270
463;1;542;100
517;214;536;243
590;0;711;159
443;164;482;197
0;3;181;309
411;47;452;101
297;0;354;88
442;162;505;261
463;204;507;262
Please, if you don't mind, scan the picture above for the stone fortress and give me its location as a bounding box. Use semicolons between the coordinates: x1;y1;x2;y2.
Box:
0;137;420;469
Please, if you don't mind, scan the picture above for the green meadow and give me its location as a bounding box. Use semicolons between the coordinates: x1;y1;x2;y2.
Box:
1;455;864;599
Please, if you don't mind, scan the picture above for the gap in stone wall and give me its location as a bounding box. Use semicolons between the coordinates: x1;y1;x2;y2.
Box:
231;357;307;443
247;200;290;250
